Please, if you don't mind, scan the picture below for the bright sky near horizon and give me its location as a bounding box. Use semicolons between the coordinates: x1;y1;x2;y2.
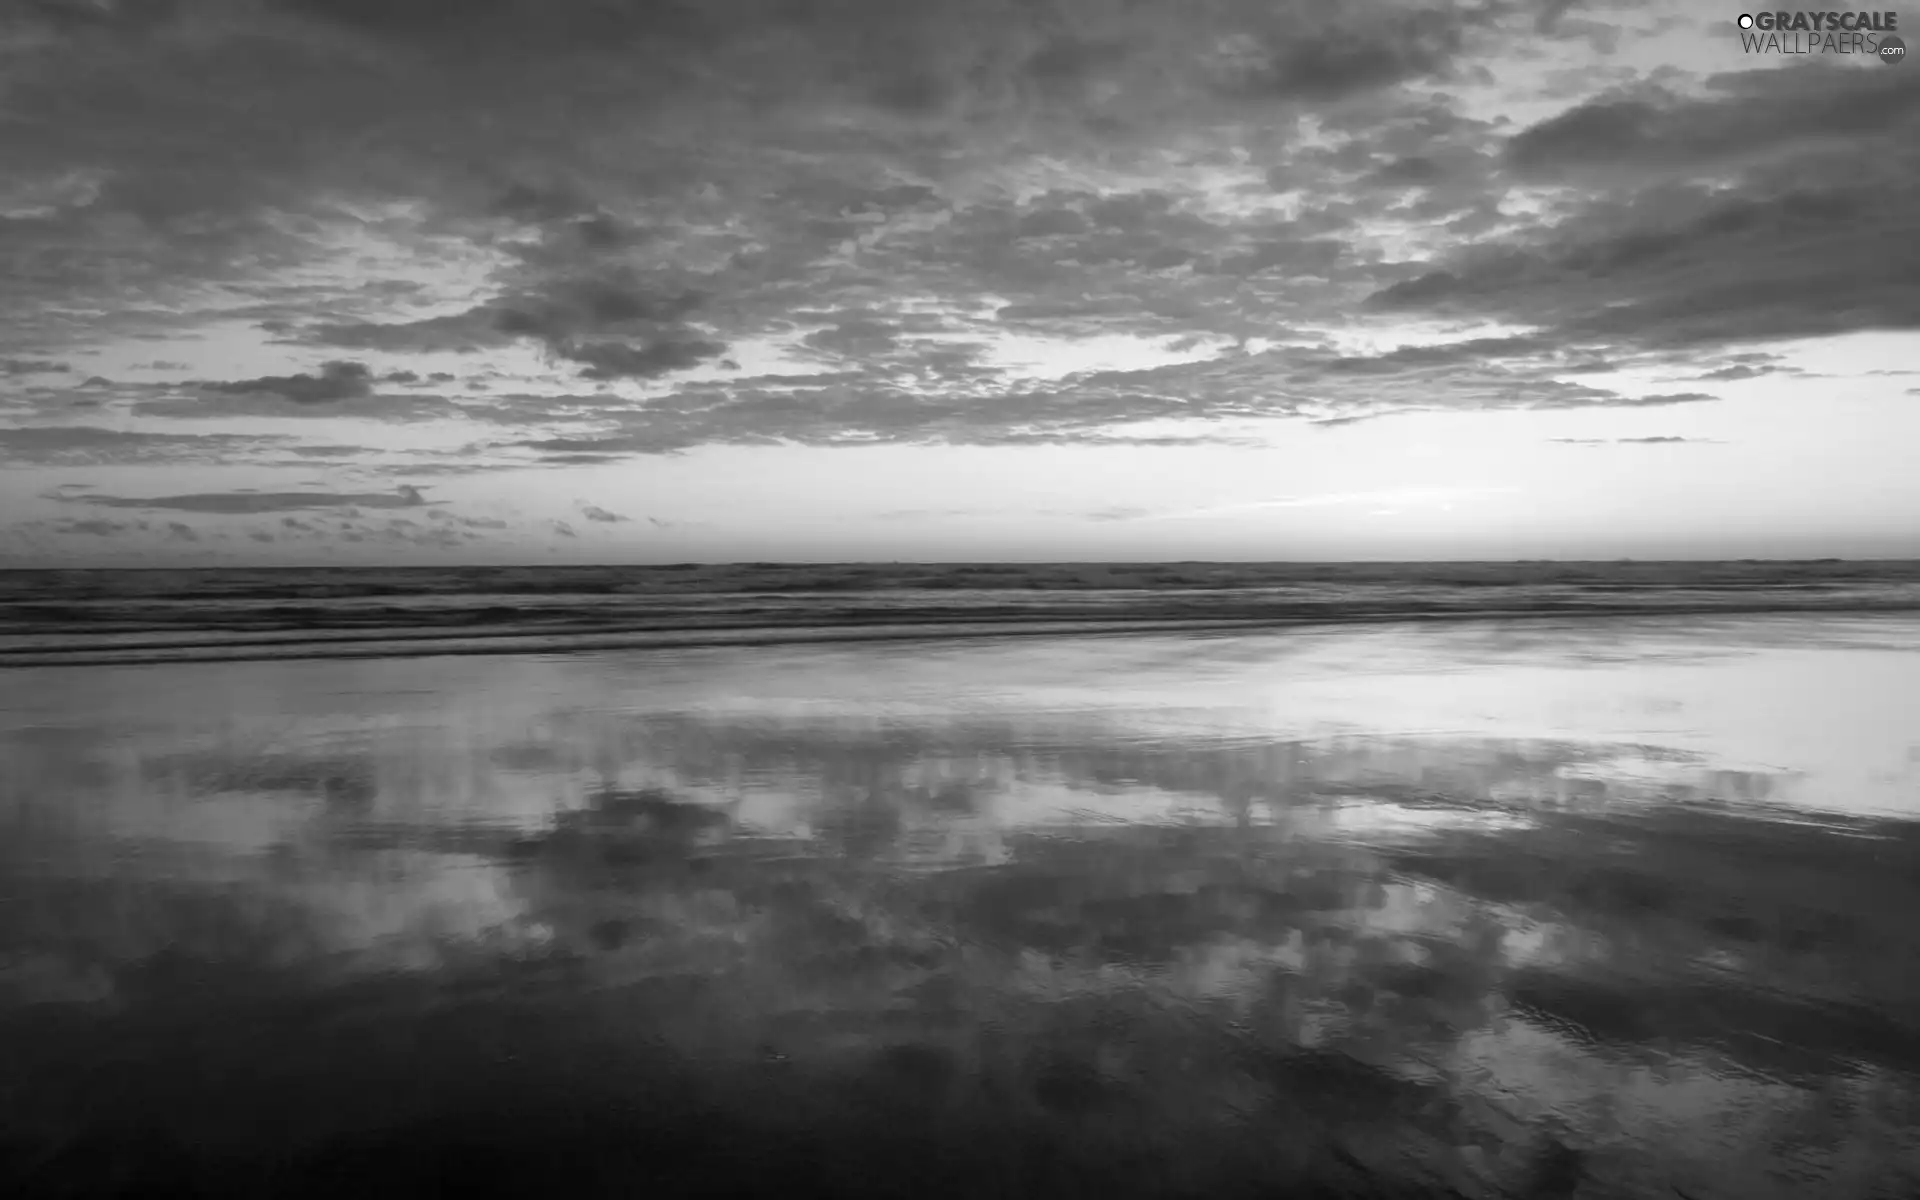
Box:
1;0;1916;565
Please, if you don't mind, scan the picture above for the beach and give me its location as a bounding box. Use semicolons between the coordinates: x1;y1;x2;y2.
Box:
4;572;1920;1197
8;0;1918;1191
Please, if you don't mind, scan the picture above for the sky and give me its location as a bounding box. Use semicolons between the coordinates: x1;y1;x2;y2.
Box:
0;0;1916;566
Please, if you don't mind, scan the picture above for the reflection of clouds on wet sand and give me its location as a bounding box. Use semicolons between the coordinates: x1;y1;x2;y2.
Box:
2;616;1920;1197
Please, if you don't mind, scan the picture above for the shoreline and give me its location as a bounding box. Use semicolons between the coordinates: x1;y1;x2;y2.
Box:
6;601;1920;669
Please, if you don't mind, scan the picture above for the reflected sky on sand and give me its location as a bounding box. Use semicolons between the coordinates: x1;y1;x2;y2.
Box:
3;614;1920;1198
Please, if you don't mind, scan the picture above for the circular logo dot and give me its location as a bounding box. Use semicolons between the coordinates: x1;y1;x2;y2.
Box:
1880;34;1907;64
1737;13;1754;29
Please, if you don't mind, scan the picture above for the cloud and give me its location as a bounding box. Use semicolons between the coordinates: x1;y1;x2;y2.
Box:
1691;364;1776;382
2;358;70;375
467;340;1720;459
54;518;137;536
491;278;706;345
1369;181;1919;350
0;425;286;465
202;360;374;405
1589;392;1714;407
288;445;369;458
58;485;430;514
3;0;1904;489
531;453;623;466
560;336;728;381
1504;67;1920;180
1208;3;1501;103
488;179;598;223
481;259;725;383
299;271;724;381
1368;63;1920;355
132;384;463;422
367;460;503;476
425;510;511;530
301;312;505;355
1550;436;1718;445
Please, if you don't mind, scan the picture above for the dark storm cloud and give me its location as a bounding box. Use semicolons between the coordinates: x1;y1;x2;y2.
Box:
202;360;373;404
62;484;430;514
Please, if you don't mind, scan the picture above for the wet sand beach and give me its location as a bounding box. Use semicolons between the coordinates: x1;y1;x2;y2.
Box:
4;595;1920;1198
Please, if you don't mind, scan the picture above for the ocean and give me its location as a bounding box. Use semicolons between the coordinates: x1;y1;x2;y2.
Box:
5;558;1920;666
3;561;1919;1198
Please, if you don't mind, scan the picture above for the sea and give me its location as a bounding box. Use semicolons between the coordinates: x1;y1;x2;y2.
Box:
3;560;1919;1198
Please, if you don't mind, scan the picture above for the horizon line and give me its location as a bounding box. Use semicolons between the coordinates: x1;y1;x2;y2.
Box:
1;555;1913;573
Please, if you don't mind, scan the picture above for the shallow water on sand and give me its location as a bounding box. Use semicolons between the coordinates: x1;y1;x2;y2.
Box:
4;614;1920;1197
